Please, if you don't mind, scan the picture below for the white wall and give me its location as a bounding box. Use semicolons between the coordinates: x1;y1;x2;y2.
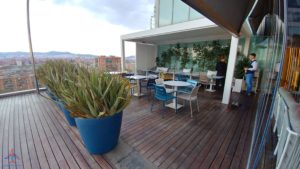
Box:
136;43;157;72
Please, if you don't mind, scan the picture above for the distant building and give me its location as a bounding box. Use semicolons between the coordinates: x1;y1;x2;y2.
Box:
97;56;121;72
0;76;4;91
6;74;35;92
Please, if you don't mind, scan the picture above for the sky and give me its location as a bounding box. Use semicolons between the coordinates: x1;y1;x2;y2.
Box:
0;0;155;56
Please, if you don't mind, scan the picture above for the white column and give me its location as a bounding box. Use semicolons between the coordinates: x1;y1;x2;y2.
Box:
120;40;125;72
222;36;239;104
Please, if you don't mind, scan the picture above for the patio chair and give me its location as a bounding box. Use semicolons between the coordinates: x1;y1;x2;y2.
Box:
199;72;209;88
151;85;176;116
175;74;189;81
140;78;156;95
178;79;199;93
177;85;200;118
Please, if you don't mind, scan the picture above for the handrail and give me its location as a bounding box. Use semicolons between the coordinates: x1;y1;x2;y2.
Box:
273;87;300;169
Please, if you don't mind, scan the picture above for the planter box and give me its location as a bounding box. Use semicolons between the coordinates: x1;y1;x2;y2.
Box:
75;112;123;154
58;101;76;126
232;79;244;93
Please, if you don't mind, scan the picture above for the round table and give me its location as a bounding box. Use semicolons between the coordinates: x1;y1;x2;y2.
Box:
163;81;191;112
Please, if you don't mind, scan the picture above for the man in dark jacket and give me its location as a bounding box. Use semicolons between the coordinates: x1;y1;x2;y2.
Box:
215;55;227;90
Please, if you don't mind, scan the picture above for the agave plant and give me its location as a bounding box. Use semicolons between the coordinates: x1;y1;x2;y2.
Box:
37;60;83;96
37;60;131;118
58;68;131;118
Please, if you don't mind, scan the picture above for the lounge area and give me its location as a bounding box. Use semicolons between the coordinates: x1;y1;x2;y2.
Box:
0;89;275;169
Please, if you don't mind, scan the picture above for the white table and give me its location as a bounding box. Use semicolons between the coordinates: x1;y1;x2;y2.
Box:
206;75;224;92
126;75;157;97
163;81;191;112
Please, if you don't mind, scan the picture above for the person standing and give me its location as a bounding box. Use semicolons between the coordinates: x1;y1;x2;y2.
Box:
244;53;257;96
215;55;227;90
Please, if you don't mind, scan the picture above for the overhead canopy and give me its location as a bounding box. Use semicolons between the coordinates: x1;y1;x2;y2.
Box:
182;0;256;36
122;19;230;44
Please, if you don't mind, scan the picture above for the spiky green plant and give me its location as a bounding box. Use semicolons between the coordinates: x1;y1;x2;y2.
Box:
37;60;131;118
59;69;131;118
36;60;81;97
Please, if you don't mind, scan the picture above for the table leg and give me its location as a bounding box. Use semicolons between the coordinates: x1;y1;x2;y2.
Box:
165;86;183;112
133;79;145;97
205;79;216;92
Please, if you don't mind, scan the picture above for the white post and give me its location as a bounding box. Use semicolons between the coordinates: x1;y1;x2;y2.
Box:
222;36;239;104
120;40;125;72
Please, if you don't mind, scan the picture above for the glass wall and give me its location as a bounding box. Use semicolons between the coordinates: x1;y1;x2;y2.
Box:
247;0;286;168
173;0;189;24
157;39;231;72
158;0;173;26
158;0;204;27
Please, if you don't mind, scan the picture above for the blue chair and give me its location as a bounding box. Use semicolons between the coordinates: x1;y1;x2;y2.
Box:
175;74;189;81
151;85;176;116
178;79;199;94
140;78;156;95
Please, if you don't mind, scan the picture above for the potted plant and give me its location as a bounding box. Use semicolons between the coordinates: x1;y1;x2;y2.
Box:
37;60;81;126
59;68;131;154
233;56;250;92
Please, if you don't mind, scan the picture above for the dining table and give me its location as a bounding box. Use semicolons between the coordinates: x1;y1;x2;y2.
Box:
163;80;191;112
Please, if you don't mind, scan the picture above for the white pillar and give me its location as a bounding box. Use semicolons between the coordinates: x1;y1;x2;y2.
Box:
222;36;239;104
120;40;125;72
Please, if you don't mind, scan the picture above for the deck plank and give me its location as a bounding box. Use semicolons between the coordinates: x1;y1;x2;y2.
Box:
25;94;49;169
0;97;9;169
3;96;14;168
19;95;32;169
28;94;60;169
30;94;70;169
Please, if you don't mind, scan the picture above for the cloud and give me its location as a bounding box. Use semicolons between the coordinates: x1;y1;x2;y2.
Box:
0;0;142;56
52;0;155;30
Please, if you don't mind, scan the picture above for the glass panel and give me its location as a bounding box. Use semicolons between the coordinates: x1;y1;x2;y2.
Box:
173;0;189;24
189;8;204;20
157;39;231;72
159;0;173;26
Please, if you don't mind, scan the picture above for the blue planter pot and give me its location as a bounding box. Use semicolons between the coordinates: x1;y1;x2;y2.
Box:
75;112;123;154
58;101;76;126
46;88;58;101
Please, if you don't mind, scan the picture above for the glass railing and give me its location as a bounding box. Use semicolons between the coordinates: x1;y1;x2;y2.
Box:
0;54;123;95
0;57;35;94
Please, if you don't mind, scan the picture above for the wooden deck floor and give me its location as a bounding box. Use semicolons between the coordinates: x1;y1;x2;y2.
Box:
0;93;113;169
121;89;275;169
0;89;275;169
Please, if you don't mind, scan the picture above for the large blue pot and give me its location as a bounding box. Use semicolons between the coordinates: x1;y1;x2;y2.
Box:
58;101;76;126
46;87;58;101
75;112;123;154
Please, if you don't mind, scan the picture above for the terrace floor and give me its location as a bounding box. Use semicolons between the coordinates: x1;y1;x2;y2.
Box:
0;89;275;169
